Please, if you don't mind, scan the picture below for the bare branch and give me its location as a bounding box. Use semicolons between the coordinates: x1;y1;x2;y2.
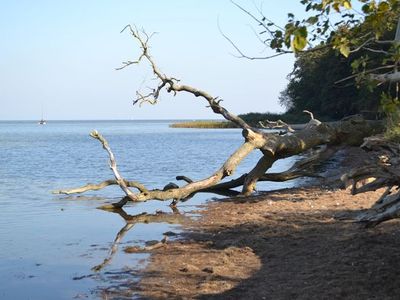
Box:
53;179;148;195
120;24;253;130
334;65;396;85
89;130;139;207
259;120;295;133
230;0;279;35
371;71;400;83
363;47;389;55
218;20;291;60
349;37;375;54
303;110;322;127
81;129;261;209
204;145;336;191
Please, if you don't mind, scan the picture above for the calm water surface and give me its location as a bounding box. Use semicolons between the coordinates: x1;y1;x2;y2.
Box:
0;120;299;299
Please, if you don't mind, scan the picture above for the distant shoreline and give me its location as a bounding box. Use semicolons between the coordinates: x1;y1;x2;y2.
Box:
170;120;308;130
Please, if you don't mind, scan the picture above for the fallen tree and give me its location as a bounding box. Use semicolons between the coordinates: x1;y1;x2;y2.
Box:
54;26;384;218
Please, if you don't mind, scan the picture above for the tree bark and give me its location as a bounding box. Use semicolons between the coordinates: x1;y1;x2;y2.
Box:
242;155;276;195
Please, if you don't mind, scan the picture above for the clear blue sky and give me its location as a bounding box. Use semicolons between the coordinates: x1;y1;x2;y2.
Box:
0;0;305;120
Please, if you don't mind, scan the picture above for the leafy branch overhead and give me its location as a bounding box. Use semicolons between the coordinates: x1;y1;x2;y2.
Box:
230;0;400;86
236;0;398;53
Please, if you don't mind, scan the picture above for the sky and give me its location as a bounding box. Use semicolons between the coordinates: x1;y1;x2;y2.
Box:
0;0;306;120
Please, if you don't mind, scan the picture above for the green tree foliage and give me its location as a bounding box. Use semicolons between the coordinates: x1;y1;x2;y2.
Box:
264;0;399;57
233;0;400;123
280;40;394;120
280;50;375;120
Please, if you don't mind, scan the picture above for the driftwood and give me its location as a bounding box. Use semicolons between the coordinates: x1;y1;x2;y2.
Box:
54;26;385;225
341;136;400;227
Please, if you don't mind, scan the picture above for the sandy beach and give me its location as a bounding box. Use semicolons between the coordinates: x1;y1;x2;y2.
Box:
95;146;400;299
137;186;400;299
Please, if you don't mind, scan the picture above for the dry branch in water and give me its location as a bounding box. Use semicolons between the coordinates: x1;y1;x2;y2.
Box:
54;25;392;226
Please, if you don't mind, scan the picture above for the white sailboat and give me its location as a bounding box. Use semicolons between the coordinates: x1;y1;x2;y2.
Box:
38;106;47;125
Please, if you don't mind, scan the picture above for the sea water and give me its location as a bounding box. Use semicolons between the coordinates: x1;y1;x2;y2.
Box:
0;120;299;299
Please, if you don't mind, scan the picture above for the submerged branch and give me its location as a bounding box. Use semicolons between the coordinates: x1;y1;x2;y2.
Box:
89;130;139;208
67;129;260;209
53;179;148;195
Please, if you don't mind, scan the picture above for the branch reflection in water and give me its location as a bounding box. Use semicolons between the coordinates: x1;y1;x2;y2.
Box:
92;206;187;272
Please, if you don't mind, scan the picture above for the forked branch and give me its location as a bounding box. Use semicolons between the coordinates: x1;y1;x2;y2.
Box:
259;120;295;133
59;129;260;209
89;130;138;207
119;25;252;130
